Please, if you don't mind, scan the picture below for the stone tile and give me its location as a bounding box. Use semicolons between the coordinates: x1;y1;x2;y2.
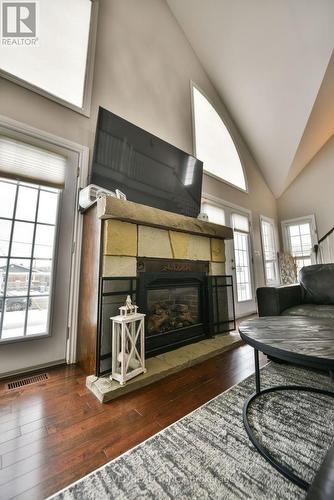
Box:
169;231;211;260
156;348;194;368
103;220;137;256
211;238;226;262
209;261;226;275
86;333;242;402
87;356;180;403
138;226;172;258
102;256;137;277
169;231;189;259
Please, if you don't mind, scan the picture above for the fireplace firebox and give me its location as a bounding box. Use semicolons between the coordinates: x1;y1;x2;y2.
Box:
137;258;209;356
96;259;235;377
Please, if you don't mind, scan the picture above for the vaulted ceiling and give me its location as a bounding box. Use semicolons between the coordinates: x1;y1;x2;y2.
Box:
167;0;334;198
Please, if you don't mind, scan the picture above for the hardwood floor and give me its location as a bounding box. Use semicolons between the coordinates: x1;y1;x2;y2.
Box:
0;343;267;500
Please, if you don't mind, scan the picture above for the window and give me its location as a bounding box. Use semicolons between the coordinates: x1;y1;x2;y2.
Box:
0;0;96;111
0;178;59;340
192;84;246;191
201;201;225;226
231;213;252;302
282;216;317;274
260;216;279;285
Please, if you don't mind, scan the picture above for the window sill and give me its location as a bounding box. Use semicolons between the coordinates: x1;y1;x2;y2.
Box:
0;333;50;345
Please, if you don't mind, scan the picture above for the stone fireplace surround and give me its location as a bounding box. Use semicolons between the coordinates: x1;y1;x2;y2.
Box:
97;193;233;264
78;196;237;401
100;196;232;346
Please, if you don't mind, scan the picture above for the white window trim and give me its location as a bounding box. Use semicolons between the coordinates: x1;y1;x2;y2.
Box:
190;81;249;194
0;0;99;117
259;215;280;286
281;214;318;265
202;192;252;217
0;114;89;364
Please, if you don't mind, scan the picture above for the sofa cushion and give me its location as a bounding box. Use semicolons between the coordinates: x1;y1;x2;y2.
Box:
299;264;334;305
282;304;334;320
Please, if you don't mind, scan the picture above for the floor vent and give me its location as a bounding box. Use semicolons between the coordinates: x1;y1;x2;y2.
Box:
7;372;49;390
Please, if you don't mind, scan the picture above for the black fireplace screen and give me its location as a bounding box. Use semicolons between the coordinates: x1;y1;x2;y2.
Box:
206;275;235;335
96;277;136;377
96;275;235;377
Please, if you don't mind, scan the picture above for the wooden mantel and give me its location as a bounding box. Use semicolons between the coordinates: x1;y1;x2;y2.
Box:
97;196;233;240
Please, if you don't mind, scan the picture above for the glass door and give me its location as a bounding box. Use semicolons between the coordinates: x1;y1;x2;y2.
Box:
202;200;256;317
0;137;78;377
0;180;59;340
229;211;256;316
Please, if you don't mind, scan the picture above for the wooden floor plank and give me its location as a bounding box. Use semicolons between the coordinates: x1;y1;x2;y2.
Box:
0;342;267;500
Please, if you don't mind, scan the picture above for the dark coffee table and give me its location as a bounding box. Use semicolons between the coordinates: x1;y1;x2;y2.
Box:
239;316;334;490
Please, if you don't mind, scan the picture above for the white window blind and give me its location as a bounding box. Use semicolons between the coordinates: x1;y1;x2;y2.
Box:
0;137;66;189
201;202;226;226
232;213;249;233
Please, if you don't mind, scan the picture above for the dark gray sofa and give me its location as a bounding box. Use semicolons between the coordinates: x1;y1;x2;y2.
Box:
257;264;334;499
257;264;334;319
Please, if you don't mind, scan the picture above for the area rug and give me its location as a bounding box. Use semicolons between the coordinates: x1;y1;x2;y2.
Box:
50;363;334;500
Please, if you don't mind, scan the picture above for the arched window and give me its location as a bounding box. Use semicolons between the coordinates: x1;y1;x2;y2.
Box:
192;85;247;191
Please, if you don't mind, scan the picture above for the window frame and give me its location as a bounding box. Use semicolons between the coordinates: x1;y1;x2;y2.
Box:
0;0;99;117
281;215;318;272
190;81;248;194
260;215;280;286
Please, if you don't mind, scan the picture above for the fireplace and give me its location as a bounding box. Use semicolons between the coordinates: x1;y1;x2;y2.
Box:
77;195;235;381
95;263;235;377
137;258;209;356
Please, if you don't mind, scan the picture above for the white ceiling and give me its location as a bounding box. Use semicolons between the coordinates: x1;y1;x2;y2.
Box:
167;0;334;197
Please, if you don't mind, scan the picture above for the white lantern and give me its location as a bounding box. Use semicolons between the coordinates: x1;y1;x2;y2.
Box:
110;296;146;385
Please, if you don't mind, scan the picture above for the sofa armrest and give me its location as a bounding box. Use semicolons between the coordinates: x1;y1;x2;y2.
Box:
257;284;302;317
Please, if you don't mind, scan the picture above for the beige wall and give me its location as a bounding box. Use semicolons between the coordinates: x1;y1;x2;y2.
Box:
0;0;277;287
278;136;334;240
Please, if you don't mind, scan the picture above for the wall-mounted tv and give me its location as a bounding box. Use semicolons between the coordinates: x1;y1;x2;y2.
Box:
90;107;203;218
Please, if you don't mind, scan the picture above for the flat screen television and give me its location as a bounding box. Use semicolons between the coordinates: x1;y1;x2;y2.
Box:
90;107;203;218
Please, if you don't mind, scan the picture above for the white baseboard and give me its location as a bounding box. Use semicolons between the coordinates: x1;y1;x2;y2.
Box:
0;359;66;380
